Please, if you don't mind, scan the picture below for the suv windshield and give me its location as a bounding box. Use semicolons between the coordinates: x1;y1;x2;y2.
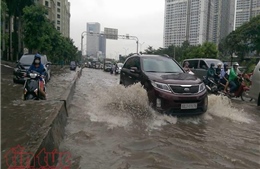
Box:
142;57;184;73
19;55;34;65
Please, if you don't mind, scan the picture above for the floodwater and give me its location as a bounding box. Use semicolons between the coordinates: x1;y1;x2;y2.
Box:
59;68;260;169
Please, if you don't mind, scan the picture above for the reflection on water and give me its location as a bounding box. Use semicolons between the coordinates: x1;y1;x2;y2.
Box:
59;68;260;169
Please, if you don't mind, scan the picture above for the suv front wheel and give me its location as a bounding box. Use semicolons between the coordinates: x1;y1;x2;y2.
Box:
202;96;208;113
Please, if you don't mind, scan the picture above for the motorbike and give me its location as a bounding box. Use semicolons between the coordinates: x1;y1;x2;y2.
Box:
23;71;46;100
203;74;252;101
226;75;252;101
203;76;219;94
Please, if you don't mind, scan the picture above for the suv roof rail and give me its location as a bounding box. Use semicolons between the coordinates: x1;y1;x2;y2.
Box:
162;54;170;58
129;53;141;56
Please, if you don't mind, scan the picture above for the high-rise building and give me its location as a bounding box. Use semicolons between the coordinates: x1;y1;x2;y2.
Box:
99;32;106;57
212;0;236;44
37;0;70;37
86;23;108;58
235;0;260;29
163;0;214;47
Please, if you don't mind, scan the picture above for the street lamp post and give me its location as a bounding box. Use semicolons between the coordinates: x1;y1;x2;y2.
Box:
81;31;87;62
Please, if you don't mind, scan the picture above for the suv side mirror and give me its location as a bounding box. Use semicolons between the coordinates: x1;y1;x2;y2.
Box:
130;67;139;73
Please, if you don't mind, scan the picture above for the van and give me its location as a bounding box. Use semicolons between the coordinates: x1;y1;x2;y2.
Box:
249;61;260;106
182;58;224;79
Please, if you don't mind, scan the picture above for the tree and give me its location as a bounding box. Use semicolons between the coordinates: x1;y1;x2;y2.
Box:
1;0;8;59
22;5;51;52
22;5;78;64
144;46;156;54
4;0;34;60
201;42;218;58
219;15;260;61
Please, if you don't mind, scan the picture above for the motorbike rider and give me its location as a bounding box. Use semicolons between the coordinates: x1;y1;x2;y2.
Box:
183;61;195;75
215;63;222;83
183;61;191;72
110;63;115;74
228;62;240;95
220;63;229;91
24;54;46;98
114;63;118;74
206;63;216;82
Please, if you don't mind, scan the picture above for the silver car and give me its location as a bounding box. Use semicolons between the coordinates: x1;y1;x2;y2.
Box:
182;58;224;80
249;61;260;106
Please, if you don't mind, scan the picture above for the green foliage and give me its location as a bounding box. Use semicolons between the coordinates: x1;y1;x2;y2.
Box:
143;41;218;62
219;15;260;60
240;58;258;73
22;5;78;64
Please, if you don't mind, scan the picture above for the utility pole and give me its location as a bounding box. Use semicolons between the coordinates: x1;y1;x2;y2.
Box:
81;31;87;63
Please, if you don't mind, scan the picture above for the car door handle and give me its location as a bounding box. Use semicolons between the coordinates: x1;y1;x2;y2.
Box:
129;76;132;79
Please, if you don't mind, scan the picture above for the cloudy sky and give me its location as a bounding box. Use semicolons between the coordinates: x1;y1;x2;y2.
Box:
69;0;165;59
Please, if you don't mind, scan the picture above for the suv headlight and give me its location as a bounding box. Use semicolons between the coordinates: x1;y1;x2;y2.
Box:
151;81;171;93
198;83;206;93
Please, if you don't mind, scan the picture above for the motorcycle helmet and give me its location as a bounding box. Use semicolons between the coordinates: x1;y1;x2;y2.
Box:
233;62;239;66
210;63;215;68
34;54;41;64
217;63;222;67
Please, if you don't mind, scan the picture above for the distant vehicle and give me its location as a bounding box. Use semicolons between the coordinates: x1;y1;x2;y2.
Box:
182;58;224;80
249;61;260;106
87;61;92;68
120;54;208;116
91;61;96;69
104;61;112;72
100;64;104;69
95;61;101;69
13;54;51;84
70;61;76;71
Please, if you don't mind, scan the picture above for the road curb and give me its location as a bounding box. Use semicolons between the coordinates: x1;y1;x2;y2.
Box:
7;68;83;168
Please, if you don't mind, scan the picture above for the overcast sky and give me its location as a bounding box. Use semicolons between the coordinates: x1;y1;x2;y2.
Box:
69;0;165;59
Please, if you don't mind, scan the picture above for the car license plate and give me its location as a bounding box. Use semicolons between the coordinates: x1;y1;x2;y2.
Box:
181;103;197;109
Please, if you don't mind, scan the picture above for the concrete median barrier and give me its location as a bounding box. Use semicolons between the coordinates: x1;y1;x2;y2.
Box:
3;68;83;169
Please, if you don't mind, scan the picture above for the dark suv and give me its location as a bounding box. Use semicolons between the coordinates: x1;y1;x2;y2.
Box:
120;54;208;115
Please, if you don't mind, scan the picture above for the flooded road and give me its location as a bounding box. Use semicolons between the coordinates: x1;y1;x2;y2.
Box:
60;68;260;169
1;64;79;168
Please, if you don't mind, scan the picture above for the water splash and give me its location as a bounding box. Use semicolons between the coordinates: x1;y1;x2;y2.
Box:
207;95;253;123
84;81;252;130
86;83;177;129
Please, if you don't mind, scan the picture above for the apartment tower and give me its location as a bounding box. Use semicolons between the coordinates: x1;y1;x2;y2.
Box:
86;23;108;58
235;0;260;29
37;0;71;37
212;0;236;44
164;0;214;47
